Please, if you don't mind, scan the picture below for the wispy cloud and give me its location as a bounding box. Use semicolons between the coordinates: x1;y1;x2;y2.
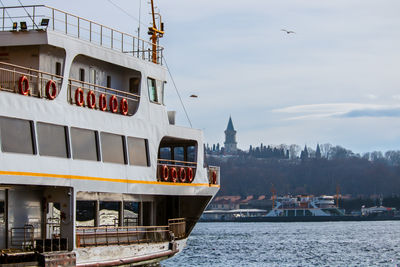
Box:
273;103;400;120
341;108;400;118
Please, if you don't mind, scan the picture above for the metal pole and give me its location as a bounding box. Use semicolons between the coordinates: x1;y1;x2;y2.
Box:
65;13;67;34
32;6;35;30
77;18;80;38
89;22;92;42
100;26;102;45
2;8;5;31
111;29;113;49
121;34;123;52
52;8;54;30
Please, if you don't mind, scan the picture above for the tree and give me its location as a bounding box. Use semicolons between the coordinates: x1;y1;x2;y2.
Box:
289;144;301;159
300;145;309;160
316;144;321;159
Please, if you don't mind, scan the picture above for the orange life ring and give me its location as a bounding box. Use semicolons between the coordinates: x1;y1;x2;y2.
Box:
86;90;96;109
99;93;107;111
160;165;169;182
109;95;118;113
75;88;84;106
179;167;186;183
45;80;57;100
187;167;194;183
120;98;128;115
170;167;178;183
211;171;217;184
18;75;29;96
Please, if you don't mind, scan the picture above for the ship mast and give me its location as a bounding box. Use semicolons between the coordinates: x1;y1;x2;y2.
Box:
148;0;164;64
270;184;277;209
336;184;340;208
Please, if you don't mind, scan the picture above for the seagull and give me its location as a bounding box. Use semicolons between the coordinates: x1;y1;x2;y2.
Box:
190;94;198;98
281;29;296;34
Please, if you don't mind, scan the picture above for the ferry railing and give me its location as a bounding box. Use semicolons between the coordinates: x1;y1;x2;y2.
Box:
208;165;220;185
10;225;34;251
75;225;171;248
0;5;164;65
0;61;63;98
168;218;186;240
68;78;140;116
157;159;197;182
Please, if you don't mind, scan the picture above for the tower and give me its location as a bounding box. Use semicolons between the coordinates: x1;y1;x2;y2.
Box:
224;116;237;153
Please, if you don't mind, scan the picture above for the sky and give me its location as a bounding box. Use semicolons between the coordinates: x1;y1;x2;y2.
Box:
8;0;400;153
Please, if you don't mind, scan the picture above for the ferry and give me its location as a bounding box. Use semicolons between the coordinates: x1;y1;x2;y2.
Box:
266;195;344;217
0;2;219;266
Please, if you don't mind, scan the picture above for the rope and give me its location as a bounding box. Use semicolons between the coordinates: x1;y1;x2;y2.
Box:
106;0;148;28
163;56;193;128
17;0;39;29
0;0;13;23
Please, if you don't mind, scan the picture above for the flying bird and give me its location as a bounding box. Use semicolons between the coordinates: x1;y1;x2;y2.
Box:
190;94;198;98
281;29;296;34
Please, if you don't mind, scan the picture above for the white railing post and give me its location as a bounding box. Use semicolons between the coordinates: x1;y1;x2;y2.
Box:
32;6;35;30
111;29;113;49
100;25;103;45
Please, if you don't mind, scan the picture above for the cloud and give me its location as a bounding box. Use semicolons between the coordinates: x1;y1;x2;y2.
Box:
273;103;400;120
341;108;400;118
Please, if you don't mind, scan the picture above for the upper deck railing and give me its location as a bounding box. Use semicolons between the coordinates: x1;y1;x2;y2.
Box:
0;5;163;65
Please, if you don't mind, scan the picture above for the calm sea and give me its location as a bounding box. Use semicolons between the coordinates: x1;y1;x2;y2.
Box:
162;221;400;267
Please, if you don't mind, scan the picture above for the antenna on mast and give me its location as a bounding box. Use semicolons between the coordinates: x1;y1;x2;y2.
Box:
148;0;164;64
270;184;277;209
336;184;340;208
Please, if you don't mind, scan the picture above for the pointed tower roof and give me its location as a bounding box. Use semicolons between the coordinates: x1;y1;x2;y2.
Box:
226;116;235;131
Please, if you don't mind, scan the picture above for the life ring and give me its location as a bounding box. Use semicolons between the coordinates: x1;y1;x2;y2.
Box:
211;171;217;184
187;167;194;183
18;75;29;96
75;88;84;106
45;80;57;100
160;165;169;182
170;167;178;183
86;90;96;109
109;95;118;113
179;167;186;183
99;93;107;111
120;98;128;115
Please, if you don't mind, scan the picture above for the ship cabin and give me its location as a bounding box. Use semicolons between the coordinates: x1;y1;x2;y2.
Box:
0;5;219;265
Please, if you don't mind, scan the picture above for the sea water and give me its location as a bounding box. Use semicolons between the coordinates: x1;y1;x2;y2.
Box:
163;221;400;267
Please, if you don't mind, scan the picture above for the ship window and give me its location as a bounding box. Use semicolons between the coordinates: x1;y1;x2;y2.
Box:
76;201;95;227
55;62;62;76
100;132;126;164
79;68;85;82
99;201;120;227
37;122;69;158
147;77;157;102
123;202;139;226
107;75;111;88
156;80;165;105
0;117;35;155
127;137;149;166
90;68;96;84
174;147;184;162
159;147;171;160
71;127;99;161
129;77;140;95
187;146;197;162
